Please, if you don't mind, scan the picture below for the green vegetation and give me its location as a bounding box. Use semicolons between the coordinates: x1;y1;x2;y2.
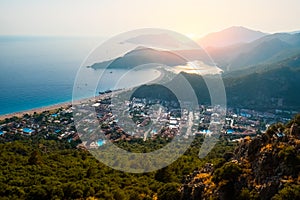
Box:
157;183;181;200
89;47;186;70
127;52;300;110
180;53;300;110
182;114;300;200
1;114;299;199
0;131;237;200
273;184;300;200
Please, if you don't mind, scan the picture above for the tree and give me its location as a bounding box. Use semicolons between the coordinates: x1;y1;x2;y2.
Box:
28;185;47;200
212;162;242;183
157;183;181;200
154;166;176;183
273;184;300;200
212;162;242;199
113;189;127;200
86;167;95;178
28;150;42;165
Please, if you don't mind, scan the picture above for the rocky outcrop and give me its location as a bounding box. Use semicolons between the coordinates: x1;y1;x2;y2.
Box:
181;163;214;200
290;123;300;138
181;115;300;200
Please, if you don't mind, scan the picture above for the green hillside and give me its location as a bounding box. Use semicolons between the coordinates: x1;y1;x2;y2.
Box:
89;47;187;70
181;114;300;200
224;54;300;110
0;112;299;200
207;33;300;71
170;54;300;110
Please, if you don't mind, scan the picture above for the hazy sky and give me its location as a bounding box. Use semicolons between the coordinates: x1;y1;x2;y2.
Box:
1;0;300;38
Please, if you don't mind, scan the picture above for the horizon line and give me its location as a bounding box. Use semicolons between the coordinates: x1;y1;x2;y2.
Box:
0;26;300;39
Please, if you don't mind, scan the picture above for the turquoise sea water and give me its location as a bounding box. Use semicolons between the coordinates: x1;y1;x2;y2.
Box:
0;36;161;115
0;36;100;115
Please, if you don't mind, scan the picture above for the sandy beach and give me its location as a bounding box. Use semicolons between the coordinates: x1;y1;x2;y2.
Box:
0;102;71;121
0;68;164;121
0;96;98;121
0;88;128;121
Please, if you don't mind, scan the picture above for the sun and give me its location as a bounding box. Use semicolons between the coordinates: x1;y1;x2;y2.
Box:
185;33;200;41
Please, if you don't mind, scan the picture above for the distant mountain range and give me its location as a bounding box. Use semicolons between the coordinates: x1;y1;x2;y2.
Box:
207;32;300;71
198;26;268;48
168;54;300;110
88;26;300;110
90;27;300;72
222;53;300;110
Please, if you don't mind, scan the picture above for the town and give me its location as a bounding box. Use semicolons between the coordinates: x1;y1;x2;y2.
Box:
0;90;298;149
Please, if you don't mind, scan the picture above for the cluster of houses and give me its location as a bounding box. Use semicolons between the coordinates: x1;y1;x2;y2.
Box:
0;91;298;148
0;106;79;142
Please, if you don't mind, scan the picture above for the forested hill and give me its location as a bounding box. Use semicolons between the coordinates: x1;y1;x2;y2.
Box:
0;116;235;200
89;44;300;111
181;114;300;200
88;32;300;73
223;53;300;110
88;47;187;70
168;53;300;110
0;114;299;199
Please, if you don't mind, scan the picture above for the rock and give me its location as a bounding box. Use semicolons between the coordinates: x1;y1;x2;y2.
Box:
259;180;280;200
181;116;300;200
290;123;300;138
247;137;263;157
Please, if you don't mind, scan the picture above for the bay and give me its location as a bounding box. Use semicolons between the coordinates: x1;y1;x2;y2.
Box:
0;36;160;115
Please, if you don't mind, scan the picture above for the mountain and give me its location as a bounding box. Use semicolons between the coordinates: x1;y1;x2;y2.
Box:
89;47;187;69
134;53;300;110
87;28;300;111
168;53;300;110
206;32;300;71
181;115;300;199
124;33;198;49
88;28;300;73
227;38;291;69
89;47;213;70
223;52;300;78
198;26;268;48
88;42;300;110
224;63;300;110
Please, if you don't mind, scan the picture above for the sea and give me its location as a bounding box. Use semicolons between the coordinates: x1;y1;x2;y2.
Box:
0;36;161;115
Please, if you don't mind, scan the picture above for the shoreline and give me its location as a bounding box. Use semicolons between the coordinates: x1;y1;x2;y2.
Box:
0;88;129;121
0;68;165;121
0;102;72;121
0;96;99;121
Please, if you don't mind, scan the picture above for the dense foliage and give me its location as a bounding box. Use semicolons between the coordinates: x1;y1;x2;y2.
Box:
0;132;236;200
182;114;300;200
1;115;299;199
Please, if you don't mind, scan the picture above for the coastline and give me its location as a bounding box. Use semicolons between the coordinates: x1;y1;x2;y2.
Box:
0;97;97;121
0;101;72;121
0;68;165;121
